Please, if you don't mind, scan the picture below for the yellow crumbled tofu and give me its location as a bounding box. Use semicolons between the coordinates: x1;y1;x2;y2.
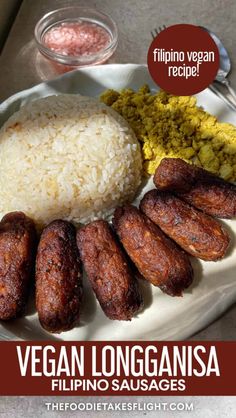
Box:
100;85;236;181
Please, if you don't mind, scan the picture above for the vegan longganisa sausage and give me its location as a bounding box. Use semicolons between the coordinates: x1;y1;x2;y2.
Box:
77;219;143;320
112;205;193;297
36;220;83;333
140;190;230;261
0;212;37;320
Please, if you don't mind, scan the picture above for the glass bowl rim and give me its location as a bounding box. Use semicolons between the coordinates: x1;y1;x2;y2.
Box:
34;6;118;64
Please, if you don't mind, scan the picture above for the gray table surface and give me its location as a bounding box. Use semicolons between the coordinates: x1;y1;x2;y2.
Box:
0;0;22;52
0;0;236;341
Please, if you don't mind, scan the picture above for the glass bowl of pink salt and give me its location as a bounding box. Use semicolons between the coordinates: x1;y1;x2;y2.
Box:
34;7;118;69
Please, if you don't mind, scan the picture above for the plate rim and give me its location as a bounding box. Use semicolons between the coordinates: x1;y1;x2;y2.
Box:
0;63;235;341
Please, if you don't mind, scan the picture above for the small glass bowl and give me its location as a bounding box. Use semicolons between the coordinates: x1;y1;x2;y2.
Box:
34;7;118;68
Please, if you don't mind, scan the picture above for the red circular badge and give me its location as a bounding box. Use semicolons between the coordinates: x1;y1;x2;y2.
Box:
147;24;219;95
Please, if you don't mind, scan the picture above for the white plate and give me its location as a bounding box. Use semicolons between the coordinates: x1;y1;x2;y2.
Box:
0;64;235;341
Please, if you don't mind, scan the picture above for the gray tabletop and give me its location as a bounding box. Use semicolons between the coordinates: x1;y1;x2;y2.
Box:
0;0;236;341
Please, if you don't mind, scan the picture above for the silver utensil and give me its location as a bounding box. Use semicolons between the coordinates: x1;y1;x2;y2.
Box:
200;26;236;105
151;25;166;39
208;84;236;111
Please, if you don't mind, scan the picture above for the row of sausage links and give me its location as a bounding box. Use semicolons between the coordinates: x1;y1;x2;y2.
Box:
0;212;142;330
0;203;229;333
0;206;192;333
0;158;234;332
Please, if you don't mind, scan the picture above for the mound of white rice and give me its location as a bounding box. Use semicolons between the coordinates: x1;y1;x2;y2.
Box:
0;94;142;229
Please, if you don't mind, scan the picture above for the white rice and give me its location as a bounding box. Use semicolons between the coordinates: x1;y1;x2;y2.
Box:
0;94;142;229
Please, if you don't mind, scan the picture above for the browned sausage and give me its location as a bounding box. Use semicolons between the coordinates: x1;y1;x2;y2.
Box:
77;220;143;320
112;205;193;297
153;158;236;218
36;220;83;333
0;212;37;320
140;190;230;261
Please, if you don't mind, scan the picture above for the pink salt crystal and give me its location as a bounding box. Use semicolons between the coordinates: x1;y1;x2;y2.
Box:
43;21;111;56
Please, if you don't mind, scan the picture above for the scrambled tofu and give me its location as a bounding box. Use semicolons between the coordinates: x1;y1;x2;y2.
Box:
100;85;236;181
